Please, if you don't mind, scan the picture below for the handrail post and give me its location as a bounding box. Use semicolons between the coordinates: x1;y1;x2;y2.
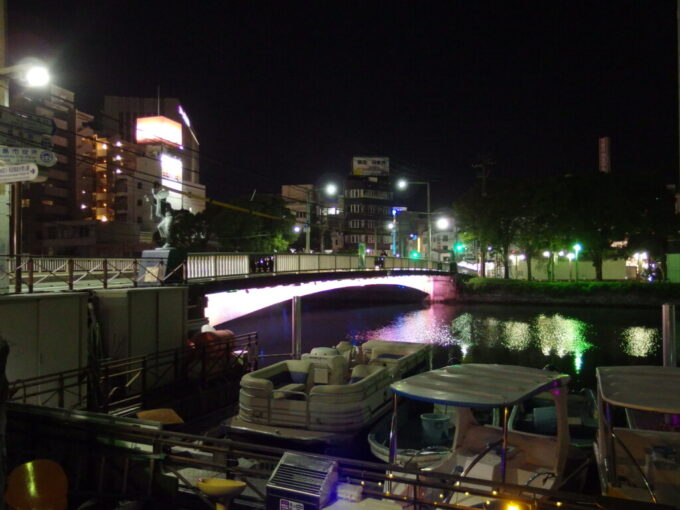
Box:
103;364;110;413
14;254;22;293
132;259;139;287
67;259;74;291
663;303;677;367
103;258;109;289
27;257;34;293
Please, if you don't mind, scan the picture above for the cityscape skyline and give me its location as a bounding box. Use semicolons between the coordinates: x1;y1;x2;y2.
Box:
7;1;679;213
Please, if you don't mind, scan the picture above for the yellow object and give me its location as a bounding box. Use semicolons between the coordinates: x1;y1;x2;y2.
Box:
5;459;68;510
136;408;184;425
197;478;246;497
197;478;246;510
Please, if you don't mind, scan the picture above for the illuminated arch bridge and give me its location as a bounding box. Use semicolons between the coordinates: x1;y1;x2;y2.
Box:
184;253;464;324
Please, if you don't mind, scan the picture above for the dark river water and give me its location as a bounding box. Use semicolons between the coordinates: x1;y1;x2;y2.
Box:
219;288;664;391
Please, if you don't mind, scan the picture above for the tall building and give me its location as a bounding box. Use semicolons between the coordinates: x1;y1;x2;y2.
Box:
6;88;209;256
343;157;393;253
10;84;89;255
103;96;205;214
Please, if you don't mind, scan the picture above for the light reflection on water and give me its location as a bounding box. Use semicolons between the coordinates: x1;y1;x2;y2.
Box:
223;299;663;390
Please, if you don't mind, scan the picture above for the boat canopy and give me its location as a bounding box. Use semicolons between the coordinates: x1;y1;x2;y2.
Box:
390;364;569;409
597;366;680;414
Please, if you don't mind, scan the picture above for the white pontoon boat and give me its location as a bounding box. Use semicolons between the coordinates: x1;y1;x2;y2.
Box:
386;364;572;507
226;339;430;445
594;366;680;506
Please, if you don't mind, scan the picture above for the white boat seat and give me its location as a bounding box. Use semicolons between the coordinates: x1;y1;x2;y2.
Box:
301;353;348;385
272;383;306;399
350;364;373;383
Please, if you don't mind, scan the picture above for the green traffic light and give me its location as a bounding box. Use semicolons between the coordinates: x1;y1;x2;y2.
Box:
573;243;582;253
454;242;465;253
410;251;421;259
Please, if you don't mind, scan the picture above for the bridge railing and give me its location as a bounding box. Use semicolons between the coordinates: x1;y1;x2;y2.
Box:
1;252;454;293
186;252;448;280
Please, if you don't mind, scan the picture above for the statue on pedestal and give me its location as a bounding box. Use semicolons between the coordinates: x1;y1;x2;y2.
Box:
147;182;174;248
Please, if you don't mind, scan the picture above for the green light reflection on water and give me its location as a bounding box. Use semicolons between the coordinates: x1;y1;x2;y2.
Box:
450;312;593;373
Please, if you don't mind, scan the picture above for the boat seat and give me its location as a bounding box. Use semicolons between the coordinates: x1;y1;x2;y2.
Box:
272;383;306;399
301;353;348;385
350;364;373;383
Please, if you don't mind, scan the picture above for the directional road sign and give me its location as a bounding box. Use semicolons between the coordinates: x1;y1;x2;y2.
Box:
0;146;57;167
0;162;40;184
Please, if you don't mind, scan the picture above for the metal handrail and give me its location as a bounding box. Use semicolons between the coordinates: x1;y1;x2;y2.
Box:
8;332;259;413
2;252;456;294
610;429;658;503
7;401;605;510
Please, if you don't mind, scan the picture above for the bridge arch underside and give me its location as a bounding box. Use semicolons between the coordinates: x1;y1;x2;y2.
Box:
205;274;439;325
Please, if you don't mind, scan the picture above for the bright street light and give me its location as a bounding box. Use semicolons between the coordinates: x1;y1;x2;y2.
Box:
395;178;432;264
23;65;50;87
325;183;338;196
293;225;301;233
436;217;450;230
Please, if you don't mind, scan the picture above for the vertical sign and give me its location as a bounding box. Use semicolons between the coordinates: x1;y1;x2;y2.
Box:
598;136;611;173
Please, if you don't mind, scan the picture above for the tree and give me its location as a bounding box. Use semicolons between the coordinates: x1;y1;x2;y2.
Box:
453;185;497;277
207;194;297;252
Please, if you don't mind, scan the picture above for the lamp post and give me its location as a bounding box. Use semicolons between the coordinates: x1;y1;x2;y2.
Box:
304;183;337;253
396;179;431;265
0;12;50;292
573;243;582;281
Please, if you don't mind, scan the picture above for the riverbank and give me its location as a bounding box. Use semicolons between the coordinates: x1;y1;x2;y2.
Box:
457;278;680;307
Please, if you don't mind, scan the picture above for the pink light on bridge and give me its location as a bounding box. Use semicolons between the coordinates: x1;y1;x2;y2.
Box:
205;274;435;325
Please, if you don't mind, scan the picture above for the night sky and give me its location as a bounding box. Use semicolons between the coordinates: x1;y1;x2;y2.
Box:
7;1;679;211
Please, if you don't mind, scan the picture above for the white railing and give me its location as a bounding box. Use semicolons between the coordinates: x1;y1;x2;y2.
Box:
1;253;454;293
186;252;449;280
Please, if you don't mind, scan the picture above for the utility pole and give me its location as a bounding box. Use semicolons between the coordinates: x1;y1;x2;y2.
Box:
0;0;8;293
472;155;495;198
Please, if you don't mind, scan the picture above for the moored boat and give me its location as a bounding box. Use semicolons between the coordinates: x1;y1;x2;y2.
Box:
594;365;680;507
225;339;430;446
384;364;573;507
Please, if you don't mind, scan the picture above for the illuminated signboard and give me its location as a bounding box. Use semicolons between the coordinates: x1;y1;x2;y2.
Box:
136;116;182;146
352;156;389;176
161;154;182;191
161;154;184;210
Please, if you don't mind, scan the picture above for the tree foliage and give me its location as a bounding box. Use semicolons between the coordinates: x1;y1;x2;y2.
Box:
453;172;677;280
166;194;297;252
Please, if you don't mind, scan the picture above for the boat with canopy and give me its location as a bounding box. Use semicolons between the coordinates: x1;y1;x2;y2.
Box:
594;365;680;506
385;364;572;507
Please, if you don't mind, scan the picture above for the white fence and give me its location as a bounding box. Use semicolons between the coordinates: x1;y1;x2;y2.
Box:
1;253;453;293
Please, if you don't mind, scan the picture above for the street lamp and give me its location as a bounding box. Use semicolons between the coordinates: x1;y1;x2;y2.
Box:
0;58;50;293
304;182;337;253
573;243;582;281
396;178;432;265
